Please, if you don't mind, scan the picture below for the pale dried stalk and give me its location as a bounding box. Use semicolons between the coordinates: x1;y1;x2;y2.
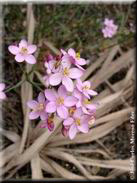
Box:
43;149;92;179
0;128;20;143
31;153;43;179
0;142;19;168
19;3;35;154
90;48;134;89
43;156;107;180
45;147;111;159
77;157;130;171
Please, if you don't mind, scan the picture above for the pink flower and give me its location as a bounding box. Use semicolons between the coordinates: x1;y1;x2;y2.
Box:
44;55;62;74
73;89;97;114
49;60;83;92
61;48;86;70
45;85;78;119
0;83;6;100
8;40;37;64
27;92;47;120
102;18;118;38
63;108;90;139
76;79;98;99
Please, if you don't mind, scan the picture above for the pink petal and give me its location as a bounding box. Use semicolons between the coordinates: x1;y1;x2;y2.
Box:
15;53;24;62
83;81;90;88
27;100;38;109
0;92;6;100
0;83;5;91
57;106;68;119
76;79;83;92
62;55;71;68
63;117;74;126
58;85;67;98
29;111;40;120
86;104;97;110
73;108;83;119
38;92;45;103
45;89;56;101
61;49;67;55
8;45;19;55
19;40;28;48
82;106;90;115
83;91;90;99
49;73;62;86
76;58;86;65
27;45;37;54
77;122;89;133
68;48;76;57
46;102;57;113
64;96;77;107
62;76;74;92
25;55;36;64
40;112;48;120
69;124;78;140
69;68;83;79
88;90;98;96
73;89;82;99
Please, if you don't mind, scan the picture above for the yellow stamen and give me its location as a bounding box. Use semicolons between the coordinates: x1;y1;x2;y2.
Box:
69;107;76;116
57;97;64;105
83;99;91;105
83;85;90;90
63;67;70;76
37;103;44;111
75;118;81;126
76;52;80;59
54;61;61;69
21;47;28;54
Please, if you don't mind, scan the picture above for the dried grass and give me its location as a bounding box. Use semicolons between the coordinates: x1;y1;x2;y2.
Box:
0;4;134;180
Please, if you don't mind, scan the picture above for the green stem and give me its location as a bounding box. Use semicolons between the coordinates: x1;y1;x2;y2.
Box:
4;79;25;93
27;79;43;92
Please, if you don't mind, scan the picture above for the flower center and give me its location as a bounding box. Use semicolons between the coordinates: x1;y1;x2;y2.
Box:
76;52;80;59
21;47;28;54
75;118;81;126
83;99;91;105
63;67;70;76
69;107;76;116
54;61;61;69
57;97;64;105
83;85;90;90
37;103;44;111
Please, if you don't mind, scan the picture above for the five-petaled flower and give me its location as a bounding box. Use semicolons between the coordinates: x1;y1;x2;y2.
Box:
27;92;47;120
76;79;98;99
45;85;78;119
102;18;118;38
61;48;86;70
8;39;37;64
49;59;83;92
63;108;90;139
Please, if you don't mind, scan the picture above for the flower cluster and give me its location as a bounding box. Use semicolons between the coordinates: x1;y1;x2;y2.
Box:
102;18;118;38
27;48;98;139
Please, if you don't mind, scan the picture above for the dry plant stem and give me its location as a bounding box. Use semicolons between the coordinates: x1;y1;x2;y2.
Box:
4;117;61;170
31;153;43;179
19;3;35;154
43;149;92;179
